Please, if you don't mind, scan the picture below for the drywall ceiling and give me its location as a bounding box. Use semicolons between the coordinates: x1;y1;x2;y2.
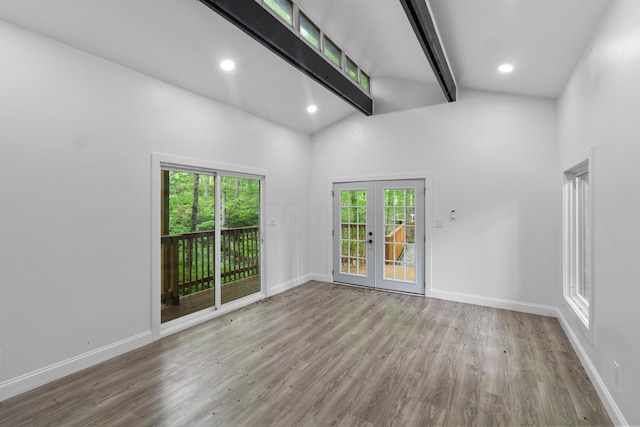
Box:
0;0;611;134
0;0;442;134
428;0;611;98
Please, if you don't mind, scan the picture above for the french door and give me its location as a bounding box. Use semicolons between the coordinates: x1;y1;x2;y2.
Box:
333;180;425;294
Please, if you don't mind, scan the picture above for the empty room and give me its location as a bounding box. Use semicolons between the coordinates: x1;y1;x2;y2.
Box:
0;0;638;425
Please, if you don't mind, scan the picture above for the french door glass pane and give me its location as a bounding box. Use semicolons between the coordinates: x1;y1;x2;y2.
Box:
340;189;367;276
161;171;216;323
383;188;416;283
220;176;261;304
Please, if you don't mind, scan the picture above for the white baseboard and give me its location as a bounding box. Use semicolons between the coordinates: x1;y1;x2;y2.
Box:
555;310;628;427
159;292;266;339
268;274;313;296
430;289;557;317
308;273;331;283
0;275;315;402
2;283;627;426
0;331;152;402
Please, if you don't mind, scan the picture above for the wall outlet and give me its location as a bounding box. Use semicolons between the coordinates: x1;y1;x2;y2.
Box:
614;361;620;386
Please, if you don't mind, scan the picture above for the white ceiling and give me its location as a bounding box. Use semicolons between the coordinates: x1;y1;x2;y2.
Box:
428;0;611;98
0;0;611;134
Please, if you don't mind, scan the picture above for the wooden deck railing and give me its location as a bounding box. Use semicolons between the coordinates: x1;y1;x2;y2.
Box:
385;224;405;263
161;227;260;305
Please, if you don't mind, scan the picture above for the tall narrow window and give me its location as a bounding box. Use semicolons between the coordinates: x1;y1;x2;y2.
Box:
564;156;592;328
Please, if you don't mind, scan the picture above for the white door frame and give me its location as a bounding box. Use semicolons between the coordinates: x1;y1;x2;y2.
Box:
327;173;433;296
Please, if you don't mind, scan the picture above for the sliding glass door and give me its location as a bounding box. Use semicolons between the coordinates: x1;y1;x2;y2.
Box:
219;176;261;304
160;168;262;324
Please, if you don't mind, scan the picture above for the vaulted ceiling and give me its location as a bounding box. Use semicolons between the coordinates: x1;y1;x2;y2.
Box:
0;0;611;134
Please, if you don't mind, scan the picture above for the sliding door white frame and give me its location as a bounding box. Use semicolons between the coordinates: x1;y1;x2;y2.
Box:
151;153;268;340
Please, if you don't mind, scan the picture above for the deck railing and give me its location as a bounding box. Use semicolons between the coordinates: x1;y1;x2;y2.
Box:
385;224;405;262
161;226;260;305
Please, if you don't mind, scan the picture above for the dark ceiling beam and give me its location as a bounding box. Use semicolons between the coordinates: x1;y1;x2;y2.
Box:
198;0;373;116
399;0;456;102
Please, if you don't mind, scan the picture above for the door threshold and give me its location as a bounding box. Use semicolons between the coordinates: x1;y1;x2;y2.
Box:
332;280;426;297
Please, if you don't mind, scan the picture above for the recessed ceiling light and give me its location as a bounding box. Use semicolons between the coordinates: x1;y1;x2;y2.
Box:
498;63;514;73
220;59;235;71
307;105;318;113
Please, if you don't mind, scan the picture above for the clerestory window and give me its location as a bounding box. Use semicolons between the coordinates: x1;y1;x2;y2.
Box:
260;0;370;94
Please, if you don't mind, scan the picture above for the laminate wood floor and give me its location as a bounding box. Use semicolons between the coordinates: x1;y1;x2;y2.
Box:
0;281;611;426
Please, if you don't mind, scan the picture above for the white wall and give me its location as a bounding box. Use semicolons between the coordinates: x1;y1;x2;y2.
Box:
0;20;311;397
309;90;560;310
558;1;640;424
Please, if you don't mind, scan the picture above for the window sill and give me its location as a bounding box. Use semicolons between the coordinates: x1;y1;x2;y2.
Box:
565;296;590;330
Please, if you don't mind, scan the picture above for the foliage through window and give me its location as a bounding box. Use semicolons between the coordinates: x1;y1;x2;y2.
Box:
259;0;370;93
323;37;341;68
160;169;262;323
263;0;293;25
346;57;358;81
360;72;370;92
299;13;320;49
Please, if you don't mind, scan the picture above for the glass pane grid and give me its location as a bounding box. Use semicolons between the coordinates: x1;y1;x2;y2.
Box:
340;189;367;277
383;188;416;283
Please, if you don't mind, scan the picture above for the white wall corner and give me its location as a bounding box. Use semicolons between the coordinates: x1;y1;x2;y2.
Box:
308;273;332;283
555;309;629;427
0;331;152;402
267;274;314;297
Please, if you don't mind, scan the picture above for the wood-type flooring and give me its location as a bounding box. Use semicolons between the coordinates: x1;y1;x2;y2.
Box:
0;281;611;426
161;275;261;323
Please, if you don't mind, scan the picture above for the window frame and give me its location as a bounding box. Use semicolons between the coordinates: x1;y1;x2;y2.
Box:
298;12;320;50
323;36;342;68
563;148;594;336
360;71;370;92
262;0;293;25
345;56;358;81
